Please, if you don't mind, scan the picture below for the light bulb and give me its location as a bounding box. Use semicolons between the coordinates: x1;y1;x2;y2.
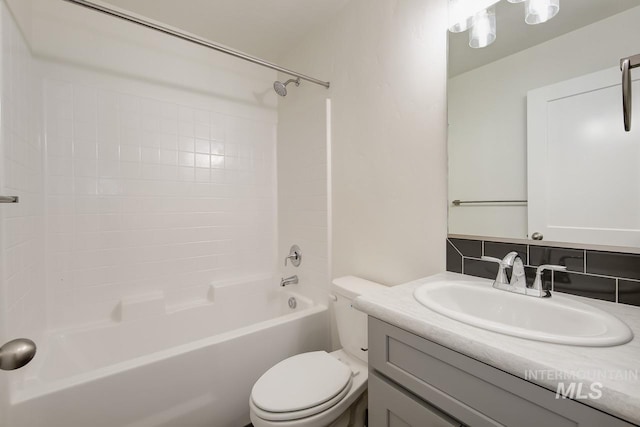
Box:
525;0;559;25
507;0;525;3
469;7;496;48
448;0;500;33
449;16;473;33
448;0;473;32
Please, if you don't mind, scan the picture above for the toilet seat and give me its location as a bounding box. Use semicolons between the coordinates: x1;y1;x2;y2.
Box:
251;351;353;421
251;376;352;421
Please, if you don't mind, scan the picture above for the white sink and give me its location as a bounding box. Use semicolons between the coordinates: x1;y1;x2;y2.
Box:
413;281;633;347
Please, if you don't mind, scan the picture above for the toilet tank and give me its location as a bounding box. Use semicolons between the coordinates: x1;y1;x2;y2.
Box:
332;276;386;363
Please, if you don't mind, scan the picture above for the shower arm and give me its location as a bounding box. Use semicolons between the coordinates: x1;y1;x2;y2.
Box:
621;54;640;132
283;78;300;87
60;0;330;89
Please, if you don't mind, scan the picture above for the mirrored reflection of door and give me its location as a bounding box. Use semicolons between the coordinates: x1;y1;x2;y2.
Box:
528;67;640;247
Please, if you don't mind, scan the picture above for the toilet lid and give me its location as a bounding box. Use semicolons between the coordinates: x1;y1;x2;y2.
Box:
251;351;352;413
250;377;353;422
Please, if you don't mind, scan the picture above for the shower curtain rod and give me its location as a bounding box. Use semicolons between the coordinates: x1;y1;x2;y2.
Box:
60;0;331;89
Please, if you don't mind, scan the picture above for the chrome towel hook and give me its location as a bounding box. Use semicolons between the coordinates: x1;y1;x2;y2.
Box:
620;54;640;132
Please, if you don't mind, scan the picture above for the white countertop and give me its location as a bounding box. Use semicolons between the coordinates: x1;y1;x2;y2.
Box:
353;272;640;425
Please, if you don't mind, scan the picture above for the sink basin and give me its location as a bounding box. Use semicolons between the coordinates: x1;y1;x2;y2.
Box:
413;281;633;347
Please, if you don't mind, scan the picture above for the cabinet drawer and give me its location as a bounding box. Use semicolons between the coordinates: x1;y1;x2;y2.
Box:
369;371;462;427
369;317;634;427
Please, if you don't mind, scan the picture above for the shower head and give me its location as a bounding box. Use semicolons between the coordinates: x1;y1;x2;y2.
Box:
273;78;300;97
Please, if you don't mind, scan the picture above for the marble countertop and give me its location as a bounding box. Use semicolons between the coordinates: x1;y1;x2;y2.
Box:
353;272;640;425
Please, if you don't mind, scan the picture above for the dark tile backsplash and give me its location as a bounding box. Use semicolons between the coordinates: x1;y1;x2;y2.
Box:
446;241;462;274
619;280;640;306
462;258;498;280
447;237;640;307
553;272;616;302
529;246;584;273
586;251;640;281
448;238;482;258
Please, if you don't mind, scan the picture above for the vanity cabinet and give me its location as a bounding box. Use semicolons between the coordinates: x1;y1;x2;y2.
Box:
369;372;462;427
367;317;635;427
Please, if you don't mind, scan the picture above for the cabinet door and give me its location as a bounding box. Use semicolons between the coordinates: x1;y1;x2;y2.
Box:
369;372;462;427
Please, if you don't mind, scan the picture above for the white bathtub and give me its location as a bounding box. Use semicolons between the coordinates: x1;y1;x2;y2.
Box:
9;277;329;427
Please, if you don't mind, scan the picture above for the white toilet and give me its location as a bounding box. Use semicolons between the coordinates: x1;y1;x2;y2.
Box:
249;276;384;427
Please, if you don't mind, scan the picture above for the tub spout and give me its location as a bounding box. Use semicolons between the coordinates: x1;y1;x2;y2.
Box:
280;275;299;287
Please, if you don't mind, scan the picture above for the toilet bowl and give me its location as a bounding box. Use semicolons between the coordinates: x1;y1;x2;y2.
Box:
249;276;384;427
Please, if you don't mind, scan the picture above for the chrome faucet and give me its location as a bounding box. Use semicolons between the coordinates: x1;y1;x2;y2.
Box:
280;275;299;287
482;252;565;298
531;264;567;297
482;251;524;292
502;251;527;292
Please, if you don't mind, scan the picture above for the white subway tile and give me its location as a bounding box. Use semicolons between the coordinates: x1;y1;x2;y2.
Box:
34;46;279;329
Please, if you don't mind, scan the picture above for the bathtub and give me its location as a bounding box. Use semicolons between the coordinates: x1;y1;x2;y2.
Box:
8;276;329;427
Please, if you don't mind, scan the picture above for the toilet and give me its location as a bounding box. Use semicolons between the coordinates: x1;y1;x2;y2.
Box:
249;276;385;427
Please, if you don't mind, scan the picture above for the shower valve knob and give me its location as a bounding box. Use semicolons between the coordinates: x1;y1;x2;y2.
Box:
284;245;302;267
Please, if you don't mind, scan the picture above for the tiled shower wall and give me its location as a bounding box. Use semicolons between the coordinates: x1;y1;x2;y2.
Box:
0;3;45;343
447;237;640;307
0;0;291;332
43;66;278;328
10;0;284;331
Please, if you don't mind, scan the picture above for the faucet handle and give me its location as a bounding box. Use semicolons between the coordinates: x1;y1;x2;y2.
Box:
284;245;302;267
535;264;567;273
481;256;509;288
481;256;506;265
531;264;567;297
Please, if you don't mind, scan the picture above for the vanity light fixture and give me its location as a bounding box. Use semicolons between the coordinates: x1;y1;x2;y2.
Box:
448;0;473;32
524;0;560;25
449;0;560;49
448;0;499;34
509;0;561;25
469;7;497;48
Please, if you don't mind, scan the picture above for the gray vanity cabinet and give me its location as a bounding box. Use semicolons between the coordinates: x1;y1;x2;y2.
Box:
369;372;463;427
367;317;635;427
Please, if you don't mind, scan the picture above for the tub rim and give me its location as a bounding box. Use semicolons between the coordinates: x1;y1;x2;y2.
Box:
12;299;327;404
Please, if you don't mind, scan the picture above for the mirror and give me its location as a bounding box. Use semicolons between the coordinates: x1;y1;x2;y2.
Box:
448;0;640;248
